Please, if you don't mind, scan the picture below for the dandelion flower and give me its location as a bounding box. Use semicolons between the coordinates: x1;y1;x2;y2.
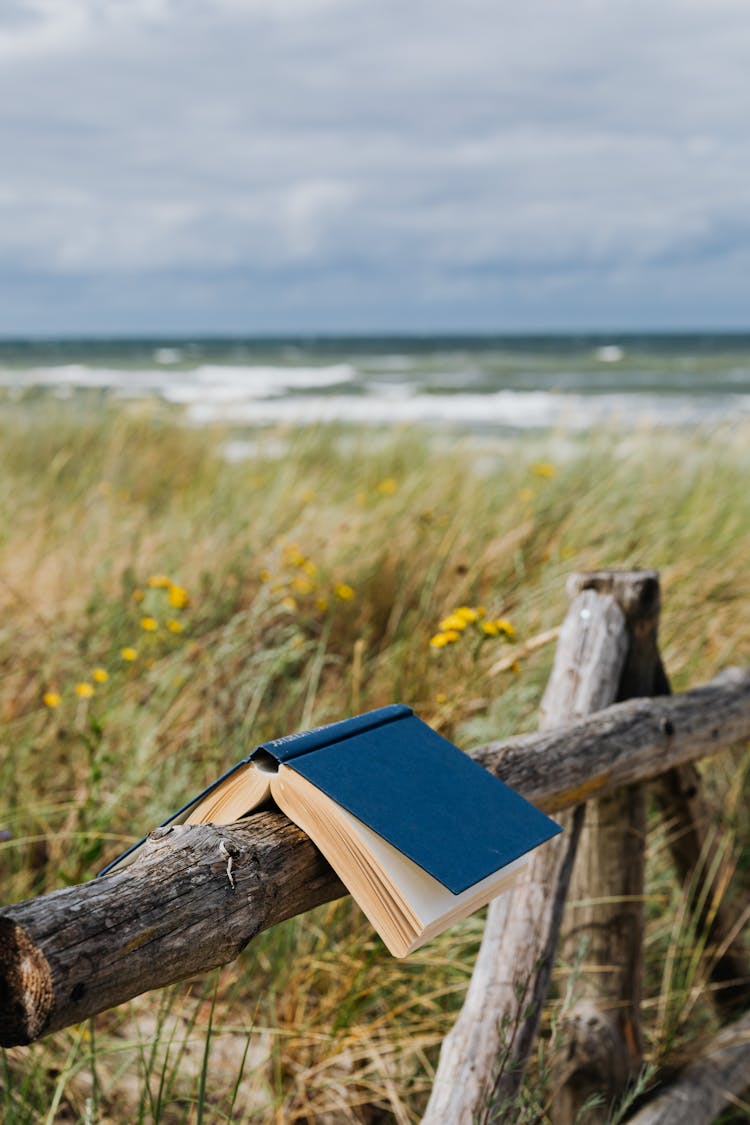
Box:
140;616;158;632
167;584;189;608
334;583;356;601
495;618;516;639
166;618;183;633
376;477;398;496
316;596;329;613
121;647;138;662
43;691;61;708
454;606;480;624
75;682;94;699
436;692;448;704
132;588;145;603
481;620;500;637
429;630;460;648
92;668;109;683
148;574;171;588
531;462;556;479
439;614;469;632
302;559;317;577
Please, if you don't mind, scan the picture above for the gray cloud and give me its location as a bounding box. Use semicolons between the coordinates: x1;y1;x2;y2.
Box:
1;0;749;332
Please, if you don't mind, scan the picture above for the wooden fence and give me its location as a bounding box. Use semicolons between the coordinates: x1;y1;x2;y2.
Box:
2;569;750;1123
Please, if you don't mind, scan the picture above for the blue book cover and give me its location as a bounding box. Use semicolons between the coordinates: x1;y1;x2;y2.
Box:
253;704;560;895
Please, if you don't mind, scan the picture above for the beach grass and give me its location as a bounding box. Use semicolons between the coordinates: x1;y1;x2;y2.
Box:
1;396;750;1121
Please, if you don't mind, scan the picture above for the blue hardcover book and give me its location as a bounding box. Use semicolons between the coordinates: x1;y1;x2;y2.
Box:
101;705;561;956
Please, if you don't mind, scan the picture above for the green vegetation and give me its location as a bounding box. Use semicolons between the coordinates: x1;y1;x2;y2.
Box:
1;398;750;1122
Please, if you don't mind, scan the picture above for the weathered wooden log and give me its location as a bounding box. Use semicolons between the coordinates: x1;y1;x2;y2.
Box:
422;589;628;1124
624;1009;750;1125
554;570;659;1125
2;668;750;1048
472;666;750;811
0;813;345;1046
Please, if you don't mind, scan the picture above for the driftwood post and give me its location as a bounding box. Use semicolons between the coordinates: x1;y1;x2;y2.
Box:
3;669;750;1048
553;571;659;1123
422;578;630;1123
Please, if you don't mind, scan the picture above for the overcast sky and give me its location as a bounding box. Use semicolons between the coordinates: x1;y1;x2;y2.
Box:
1;0;749;336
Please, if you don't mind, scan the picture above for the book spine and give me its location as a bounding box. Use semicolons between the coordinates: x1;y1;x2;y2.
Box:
254;703;413;762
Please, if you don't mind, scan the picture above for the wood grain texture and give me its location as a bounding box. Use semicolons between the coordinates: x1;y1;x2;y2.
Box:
2;668;750;1047
422;590;627;1125
554;571;658;1124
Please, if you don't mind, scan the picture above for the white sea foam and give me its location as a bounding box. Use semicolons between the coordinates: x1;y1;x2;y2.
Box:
596;345;625;363
0;361;356;399
183;390;750;430
154;347;182;364
161;363;356;404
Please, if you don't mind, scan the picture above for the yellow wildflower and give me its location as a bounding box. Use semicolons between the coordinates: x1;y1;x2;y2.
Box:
334;583;356;601
292;576;315;595
280;595;298;612
166;618;183;633
92;668;109;683
439;614;469;632
531;462;556;479
511;660;522;675
376;477;398;496
167;584;189;609
482;617;516;639
132;588;145;603
43;691;61;708
121;647;138;662
436;692;448;704
429;630;460;648
75;682;94;699
519;487;535;504
259;568;271;583
316;596;329;613
140;616;158;632
303;559;318;577
148;574;171;588
454;606;481;624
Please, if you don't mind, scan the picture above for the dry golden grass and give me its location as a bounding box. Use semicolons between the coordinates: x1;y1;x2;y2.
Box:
1;399;750;1121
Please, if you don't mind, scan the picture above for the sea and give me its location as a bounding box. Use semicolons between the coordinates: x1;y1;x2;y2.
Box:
1;334;749;435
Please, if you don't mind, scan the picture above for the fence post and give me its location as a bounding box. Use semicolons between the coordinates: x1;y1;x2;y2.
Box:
422;578;630;1124
552;570;660;1124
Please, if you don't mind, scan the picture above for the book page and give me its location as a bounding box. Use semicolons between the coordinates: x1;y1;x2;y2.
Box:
272;766;526;955
185;762;272;825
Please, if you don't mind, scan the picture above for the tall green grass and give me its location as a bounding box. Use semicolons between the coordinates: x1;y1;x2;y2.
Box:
1;398;749;1121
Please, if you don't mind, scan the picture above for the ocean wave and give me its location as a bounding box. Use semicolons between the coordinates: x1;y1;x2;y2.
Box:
0;362;357;399
183;390;750;430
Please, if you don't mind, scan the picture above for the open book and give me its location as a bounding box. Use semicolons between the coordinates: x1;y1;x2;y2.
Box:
100;705;561;957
